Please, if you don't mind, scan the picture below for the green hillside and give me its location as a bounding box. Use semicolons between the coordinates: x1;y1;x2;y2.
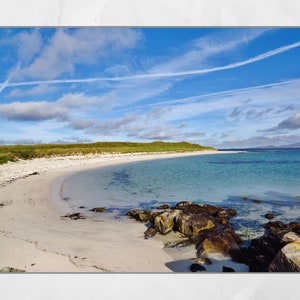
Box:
0;141;216;165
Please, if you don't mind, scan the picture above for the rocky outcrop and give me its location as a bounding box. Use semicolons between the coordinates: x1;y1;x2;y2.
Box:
268;242;300;272
231;221;300;272
127;201;241;257
154;210;181;235
127;201;300;272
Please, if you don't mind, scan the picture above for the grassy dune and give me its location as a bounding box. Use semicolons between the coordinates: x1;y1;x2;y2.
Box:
0;141;215;165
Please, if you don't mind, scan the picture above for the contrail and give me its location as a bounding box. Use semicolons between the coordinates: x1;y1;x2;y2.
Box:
0;78;10;92
2;41;300;91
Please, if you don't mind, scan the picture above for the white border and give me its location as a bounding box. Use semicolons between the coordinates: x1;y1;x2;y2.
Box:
0;0;299;26
0;0;300;299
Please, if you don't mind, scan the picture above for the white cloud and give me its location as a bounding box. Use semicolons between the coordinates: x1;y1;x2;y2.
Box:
261;113;300;132
148;28;269;73
12;28;143;80
0;101;68;121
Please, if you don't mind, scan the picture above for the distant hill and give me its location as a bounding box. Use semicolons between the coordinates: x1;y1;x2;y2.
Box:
280;142;300;148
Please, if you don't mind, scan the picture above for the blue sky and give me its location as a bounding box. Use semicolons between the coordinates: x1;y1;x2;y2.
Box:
0;27;299;148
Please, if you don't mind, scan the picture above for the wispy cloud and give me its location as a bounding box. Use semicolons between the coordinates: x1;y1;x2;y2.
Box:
2;41;300;93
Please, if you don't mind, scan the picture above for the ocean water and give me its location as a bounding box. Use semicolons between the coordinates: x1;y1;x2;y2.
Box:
60;149;300;240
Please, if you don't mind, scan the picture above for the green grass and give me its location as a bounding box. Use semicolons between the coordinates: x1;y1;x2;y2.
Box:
0;141;216;165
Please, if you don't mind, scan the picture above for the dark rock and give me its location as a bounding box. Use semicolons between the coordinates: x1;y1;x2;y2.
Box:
154;210;181;235
177;212;215;237
190;263;206;272
0;203;4;208
222;266;235;272
245;222;300;272
252;199;262;204
249;254;273;272
144;227;157;239
183;203;221;216
288;222;300;235
79;206;86;209
263;221;289;235
230;247;250;265
217;210;230;218
246;226;290;272
216;208;237;225
268;242;300;272
217;217;229;226
164;239;191;248
29;171;39;176
156;204;170;210
126;209;157;222
226;208;237;217
265;213;275;220
62;212;86;220
196;226;242;256
175;201;193;209
90;207;106;212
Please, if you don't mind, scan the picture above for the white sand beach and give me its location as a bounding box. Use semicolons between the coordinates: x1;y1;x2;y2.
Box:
0;150;244;273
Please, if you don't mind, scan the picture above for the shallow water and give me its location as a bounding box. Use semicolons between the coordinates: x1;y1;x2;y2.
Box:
60;149;300;240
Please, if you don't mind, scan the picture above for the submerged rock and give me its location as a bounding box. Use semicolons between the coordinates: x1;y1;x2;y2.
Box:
265;213;275;220
90;207;106;212
252;199;262;204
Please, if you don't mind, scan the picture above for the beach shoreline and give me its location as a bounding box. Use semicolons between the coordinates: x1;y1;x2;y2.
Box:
0;150;244;273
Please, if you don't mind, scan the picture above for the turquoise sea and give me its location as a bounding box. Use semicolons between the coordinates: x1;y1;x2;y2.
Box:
60;148;300;240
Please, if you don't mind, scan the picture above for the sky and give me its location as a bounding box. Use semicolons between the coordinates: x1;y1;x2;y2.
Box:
0;27;299;149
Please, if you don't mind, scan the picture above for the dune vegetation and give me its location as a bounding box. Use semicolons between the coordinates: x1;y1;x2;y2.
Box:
0;141;215;165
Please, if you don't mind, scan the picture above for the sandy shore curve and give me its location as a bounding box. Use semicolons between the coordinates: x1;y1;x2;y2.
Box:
0;150;235;273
